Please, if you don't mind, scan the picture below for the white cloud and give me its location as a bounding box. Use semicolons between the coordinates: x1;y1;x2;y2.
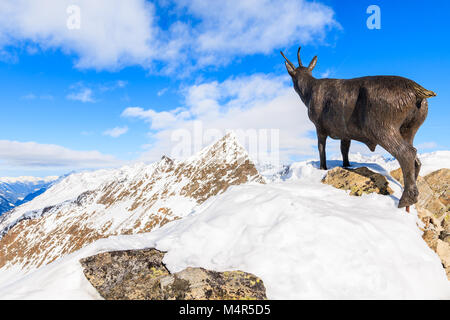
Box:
123;73;318;163
171;0;337;66
21;93;36;100
0;0;337;71
103;126;129;138
66;80;127;102
21;93;54;100
0;140;121;169
39;94;54;100
116;80;127;88
0;0;157;70
66;87;94;103
417;142;438;150
320;69;332;78
122;107;191;130
157;88;168;96
151;0;338;74
99;80;128;92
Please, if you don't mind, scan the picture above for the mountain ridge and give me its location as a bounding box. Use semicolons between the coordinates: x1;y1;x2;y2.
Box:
0;133;264;270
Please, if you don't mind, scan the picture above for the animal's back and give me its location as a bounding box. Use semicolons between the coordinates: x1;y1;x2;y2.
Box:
346;76;436;105
312;75;434;143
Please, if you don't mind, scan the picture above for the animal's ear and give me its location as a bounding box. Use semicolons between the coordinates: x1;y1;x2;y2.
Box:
285;61;295;76
308;56;318;71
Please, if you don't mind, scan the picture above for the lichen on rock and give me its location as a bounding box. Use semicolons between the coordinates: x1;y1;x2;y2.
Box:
80;248;267;300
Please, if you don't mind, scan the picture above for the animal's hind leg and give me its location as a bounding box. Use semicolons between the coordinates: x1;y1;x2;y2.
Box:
340;140;351;168
381;133;418;208
396;149;419;208
400;101;427;179
401;128;422;179
400;127;422;179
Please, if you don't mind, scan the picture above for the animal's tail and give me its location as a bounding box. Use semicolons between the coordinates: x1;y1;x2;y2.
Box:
412;83;436;99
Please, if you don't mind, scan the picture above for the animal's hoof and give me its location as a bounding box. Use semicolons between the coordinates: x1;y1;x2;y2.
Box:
398;199;410;208
398;188;419;208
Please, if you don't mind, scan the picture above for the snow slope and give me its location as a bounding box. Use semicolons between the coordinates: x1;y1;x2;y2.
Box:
0;169;122;227
0;151;448;299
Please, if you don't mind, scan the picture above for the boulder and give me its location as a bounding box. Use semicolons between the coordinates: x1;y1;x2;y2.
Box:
80;248;267;300
322;167;393;196
391;168;448;220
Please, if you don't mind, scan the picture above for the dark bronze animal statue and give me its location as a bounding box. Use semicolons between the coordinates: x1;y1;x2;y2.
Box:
281;47;436;209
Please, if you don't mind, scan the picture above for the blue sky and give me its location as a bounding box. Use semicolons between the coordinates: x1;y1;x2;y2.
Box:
0;0;448;176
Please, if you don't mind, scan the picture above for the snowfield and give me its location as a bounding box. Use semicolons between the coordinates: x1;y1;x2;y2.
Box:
0;152;449;299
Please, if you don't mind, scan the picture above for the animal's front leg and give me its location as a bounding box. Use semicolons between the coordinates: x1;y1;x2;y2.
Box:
341;139;351;168
317;132;328;170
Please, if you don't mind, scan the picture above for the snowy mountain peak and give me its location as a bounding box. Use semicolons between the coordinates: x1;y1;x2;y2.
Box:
160;155;174;165
188;131;246;163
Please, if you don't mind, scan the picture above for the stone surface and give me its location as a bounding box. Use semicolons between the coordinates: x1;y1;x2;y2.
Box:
437;240;450;279
390;168;450;279
322;167;393;196
391;168;448;220
80;248;267;300
424;169;450;209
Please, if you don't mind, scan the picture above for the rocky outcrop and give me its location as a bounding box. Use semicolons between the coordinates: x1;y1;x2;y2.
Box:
0;133;264;270
322;167;393;196
80;248;267;300
391;168;450;278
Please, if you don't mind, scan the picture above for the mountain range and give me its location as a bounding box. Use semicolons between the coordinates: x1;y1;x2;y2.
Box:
0;176;59;216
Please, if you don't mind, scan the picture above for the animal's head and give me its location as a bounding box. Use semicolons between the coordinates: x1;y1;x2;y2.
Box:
281;47;317;100
281;46;317;77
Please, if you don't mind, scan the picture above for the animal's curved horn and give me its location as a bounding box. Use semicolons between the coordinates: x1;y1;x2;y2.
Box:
280;51;295;70
297;46;303;66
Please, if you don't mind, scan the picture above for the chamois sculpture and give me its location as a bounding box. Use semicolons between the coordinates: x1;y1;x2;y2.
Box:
282;47;436;209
